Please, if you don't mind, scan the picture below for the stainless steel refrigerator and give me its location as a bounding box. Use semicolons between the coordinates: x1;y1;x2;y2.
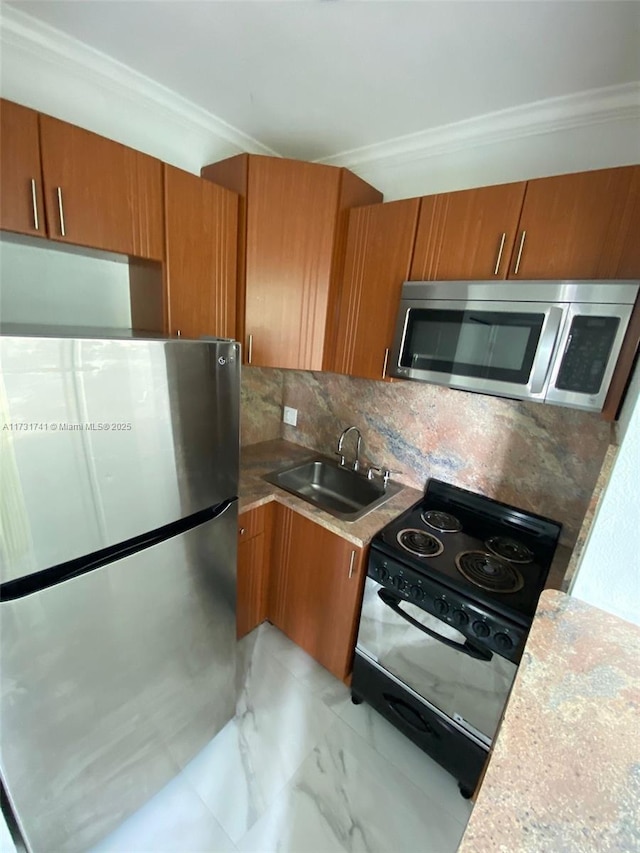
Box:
0;332;240;853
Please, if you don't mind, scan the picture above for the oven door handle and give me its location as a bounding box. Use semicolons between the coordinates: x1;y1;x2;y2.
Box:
378;589;493;662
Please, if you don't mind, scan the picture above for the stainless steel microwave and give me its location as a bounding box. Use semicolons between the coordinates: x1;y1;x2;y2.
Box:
390;281;639;412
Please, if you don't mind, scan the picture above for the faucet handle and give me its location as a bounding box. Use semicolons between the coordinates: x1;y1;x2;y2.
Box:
366;465;383;481
382;468;402;487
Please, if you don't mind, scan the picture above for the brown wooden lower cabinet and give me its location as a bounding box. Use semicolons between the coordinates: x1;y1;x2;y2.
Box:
269;505;366;680
236;504;273;639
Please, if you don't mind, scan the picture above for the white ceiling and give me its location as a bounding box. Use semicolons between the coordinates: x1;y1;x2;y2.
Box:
6;1;640;162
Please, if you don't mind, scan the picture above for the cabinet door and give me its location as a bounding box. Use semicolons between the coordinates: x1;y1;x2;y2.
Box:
0;99;45;237
245;157;342;369
165;165;238;339
270;507;365;679
237;505;273;639
39;115;164;259
510;166;640;279
333;198;420;380
410;182;526;281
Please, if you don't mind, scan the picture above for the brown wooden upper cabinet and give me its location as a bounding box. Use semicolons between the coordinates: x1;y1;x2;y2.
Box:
0;100;45;237
507;166;640;279
164;164;238;339
0;99;164;260
333;198;420;380
409;165;640;283
410;182;526;281
201;154;382;369
39;115;164;259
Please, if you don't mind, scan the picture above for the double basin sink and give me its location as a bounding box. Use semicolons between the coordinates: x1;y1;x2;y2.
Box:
263;455;402;522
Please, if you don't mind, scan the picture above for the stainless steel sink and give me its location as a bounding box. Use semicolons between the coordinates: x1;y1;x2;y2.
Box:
263;456;402;521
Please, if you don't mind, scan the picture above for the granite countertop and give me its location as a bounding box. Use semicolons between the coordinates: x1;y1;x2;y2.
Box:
239;439;422;548
458;589;640;852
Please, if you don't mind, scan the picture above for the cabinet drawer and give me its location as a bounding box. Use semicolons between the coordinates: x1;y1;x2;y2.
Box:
238;503;271;541
237;503;274;639
352;653;488;795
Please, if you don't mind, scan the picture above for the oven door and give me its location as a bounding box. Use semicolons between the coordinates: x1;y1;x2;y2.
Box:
356;578;517;745
390;299;565;403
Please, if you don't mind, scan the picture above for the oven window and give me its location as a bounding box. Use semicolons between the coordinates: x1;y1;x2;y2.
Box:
400;309;545;383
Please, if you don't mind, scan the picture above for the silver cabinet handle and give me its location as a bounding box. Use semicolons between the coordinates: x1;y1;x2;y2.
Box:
348;550;356;579
493;232;506;276
382;348;389;379
56;187;66;237
30;179;39;231
247;334;253;365
176;329;182;337
239;527;246;536
514;230;527;275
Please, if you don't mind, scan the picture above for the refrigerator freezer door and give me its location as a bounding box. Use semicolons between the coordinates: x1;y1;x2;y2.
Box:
0;336;239;584
0;502;237;853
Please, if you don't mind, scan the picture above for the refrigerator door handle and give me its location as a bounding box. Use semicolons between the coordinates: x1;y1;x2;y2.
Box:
0;497;238;603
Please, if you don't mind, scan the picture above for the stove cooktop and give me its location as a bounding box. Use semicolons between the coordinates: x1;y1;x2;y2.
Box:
371;478;562;625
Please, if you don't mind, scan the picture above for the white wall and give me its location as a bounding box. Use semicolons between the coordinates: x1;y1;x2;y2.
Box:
0;239;132;328
570;362;640;626
0;6;274;176
349;115;640;200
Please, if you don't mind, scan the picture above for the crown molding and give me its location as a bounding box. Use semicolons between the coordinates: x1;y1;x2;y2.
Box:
2;6;637;173
0;5;281;158
315;82;640;170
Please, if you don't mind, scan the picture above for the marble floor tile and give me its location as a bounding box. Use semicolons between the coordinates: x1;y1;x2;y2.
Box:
90;624;471;853
236;715;468;853
301;666;352;715
187;646;337;843
339;696;474;825
258;623;352;714
90;770;236;853
238;622;346;713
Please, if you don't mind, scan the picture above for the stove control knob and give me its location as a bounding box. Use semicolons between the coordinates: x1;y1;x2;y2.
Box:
376;565;389;582
472;620;490;638
494;632;513;651
452;609;469;627
391;575;407;592
433;598;449;616
409;585;424;601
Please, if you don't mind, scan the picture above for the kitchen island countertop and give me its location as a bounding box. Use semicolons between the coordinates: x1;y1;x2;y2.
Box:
458;588;640;852
239;439;422;548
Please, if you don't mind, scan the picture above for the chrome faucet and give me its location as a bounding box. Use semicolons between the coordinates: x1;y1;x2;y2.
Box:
366;465;400;489
336;426;362;472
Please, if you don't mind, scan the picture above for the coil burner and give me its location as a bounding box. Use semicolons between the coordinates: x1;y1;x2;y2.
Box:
455;551;524;593
421;510;462;533
485;536;534;564
397;529;444;558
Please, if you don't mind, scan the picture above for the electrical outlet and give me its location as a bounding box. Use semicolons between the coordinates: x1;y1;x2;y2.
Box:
283;406;298;427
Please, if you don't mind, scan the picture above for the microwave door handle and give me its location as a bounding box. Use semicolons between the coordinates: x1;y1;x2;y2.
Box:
529;306;565;395
377;589;492;661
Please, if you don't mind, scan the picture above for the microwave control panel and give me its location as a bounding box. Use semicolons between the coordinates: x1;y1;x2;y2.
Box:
555;315;620;395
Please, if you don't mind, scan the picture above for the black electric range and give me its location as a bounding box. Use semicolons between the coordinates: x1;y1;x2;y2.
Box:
368;478;562;663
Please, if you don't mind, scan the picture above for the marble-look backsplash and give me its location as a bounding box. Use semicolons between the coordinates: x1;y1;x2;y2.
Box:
279;371;613;547
240;366;284;446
